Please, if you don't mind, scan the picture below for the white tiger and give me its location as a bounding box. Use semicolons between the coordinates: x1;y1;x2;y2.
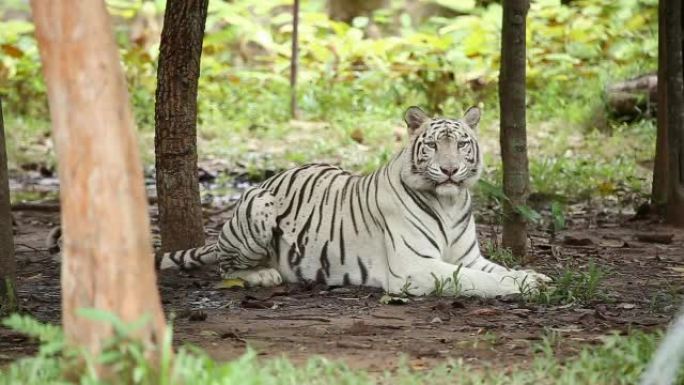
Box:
155;106;551;298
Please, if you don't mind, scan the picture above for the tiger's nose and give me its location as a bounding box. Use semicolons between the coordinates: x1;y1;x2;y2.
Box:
440;166;458;176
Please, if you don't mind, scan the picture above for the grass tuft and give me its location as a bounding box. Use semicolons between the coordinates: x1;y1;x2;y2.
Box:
0;312;679;385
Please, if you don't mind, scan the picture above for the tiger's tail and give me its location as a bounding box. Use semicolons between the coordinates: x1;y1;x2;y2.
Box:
155;244;219;270
46;226;63;255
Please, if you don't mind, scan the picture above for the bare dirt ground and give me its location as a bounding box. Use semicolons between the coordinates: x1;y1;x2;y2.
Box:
1;172;683;373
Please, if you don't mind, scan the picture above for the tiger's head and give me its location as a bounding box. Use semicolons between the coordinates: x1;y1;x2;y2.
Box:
400;106;483;196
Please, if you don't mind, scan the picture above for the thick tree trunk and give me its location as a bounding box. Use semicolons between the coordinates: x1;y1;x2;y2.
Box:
665;0;684;226
653;0;669;208
499;0;530;258
155;0;208;252
0;98;18;315
31;0;167;360
290;0;300;119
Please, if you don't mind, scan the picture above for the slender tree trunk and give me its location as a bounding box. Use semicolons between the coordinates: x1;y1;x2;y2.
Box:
31;0;167;361
0;98;18;316
155;0;208;252
653;0;669;209
290;0;300;119
499;0;530;258
665;0;684;226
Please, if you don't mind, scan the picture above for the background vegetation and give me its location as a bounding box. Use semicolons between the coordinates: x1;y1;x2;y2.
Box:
1;0;657;205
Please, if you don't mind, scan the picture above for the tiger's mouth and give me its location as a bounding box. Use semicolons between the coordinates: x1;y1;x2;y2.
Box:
436;179;463;187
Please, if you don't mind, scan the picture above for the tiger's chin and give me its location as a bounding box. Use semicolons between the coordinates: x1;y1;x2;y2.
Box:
434;178;478;196
434;182;464;196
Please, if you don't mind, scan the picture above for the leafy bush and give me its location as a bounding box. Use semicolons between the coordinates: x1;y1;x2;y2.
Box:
0;312;676;385
0;0;658;202
531;260;608;305
1;0;657;123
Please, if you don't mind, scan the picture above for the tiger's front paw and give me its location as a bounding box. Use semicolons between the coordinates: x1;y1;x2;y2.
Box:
520;269;552;283
222;268;283;288
499;269;550;294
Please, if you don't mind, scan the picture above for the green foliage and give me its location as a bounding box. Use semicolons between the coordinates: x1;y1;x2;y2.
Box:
429;265;462;296
1;0;657;122
531;260;607;305
0;19;46;118
0;312;677;385
2;313;64;356
474;179;543;225
481;241;519;269
531;330;668;385
0;0;658;204
550;200;566;233
0;277;18;316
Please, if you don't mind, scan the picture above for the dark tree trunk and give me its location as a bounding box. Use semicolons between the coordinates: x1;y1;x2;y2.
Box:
290;0;300;119
499;0;530;258
0;98;17;315
31;0;167;365
665;0;684;225
155;0;208;252
326;0;387;23
653;0;669;208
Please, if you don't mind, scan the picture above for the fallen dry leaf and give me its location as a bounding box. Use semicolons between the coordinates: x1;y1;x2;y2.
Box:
466;308;499;317
213;278;246;289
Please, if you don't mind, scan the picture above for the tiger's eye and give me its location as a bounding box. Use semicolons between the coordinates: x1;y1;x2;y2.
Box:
425;141;436;149
457;141;468;149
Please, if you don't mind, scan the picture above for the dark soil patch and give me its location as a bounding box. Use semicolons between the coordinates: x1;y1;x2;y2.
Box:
3;176;683;372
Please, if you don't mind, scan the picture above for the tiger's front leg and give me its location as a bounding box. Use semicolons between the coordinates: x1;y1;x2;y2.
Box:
448;216;551;285
215;187;283;288
387;258;527;298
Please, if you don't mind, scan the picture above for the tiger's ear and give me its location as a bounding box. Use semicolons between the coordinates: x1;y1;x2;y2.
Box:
404;106;429;135
463;106;481;130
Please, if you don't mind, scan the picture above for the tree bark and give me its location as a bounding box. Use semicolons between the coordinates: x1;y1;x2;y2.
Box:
290;0;300;119
653;0;670;208
155;0;208;252
31;0;167;361
499;0;530;258
665;0;684;226
0;98;18;316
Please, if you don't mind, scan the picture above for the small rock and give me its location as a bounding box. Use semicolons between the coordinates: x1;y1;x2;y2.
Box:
188;310;208;322
510;308;531;317
563;235;594;246
636;233;674;244
330;287;353;294
240;299;275;309
337;340;372;349
199;330;219;337
350;128;364;144
599;239;626;248
451;300;466;308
